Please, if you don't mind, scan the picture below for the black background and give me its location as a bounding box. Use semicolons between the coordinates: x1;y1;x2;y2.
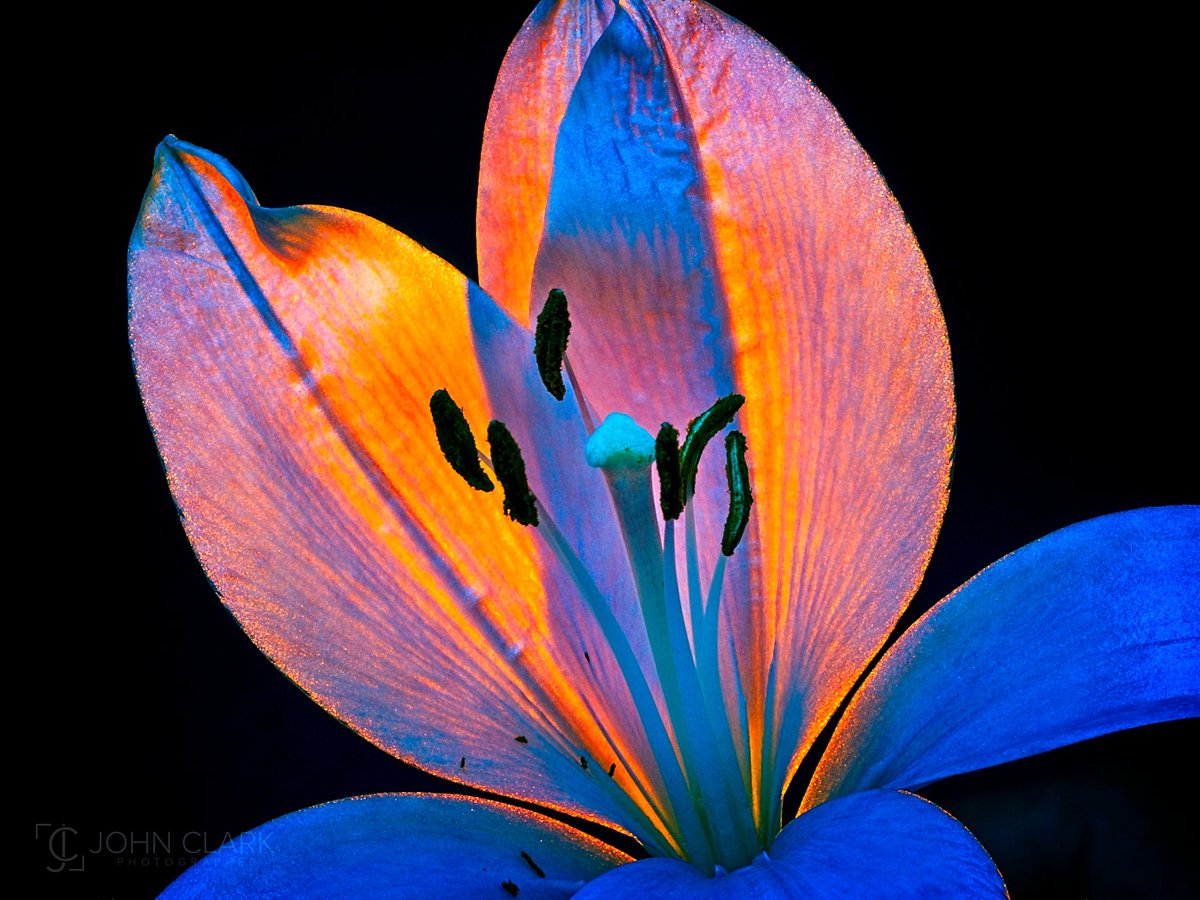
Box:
29;4;1196;897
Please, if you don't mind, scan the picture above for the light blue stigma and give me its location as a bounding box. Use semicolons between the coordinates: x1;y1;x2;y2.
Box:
585;412;656;470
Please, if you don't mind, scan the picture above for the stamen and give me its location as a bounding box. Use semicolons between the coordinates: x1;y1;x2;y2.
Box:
585;410;761;868
533;501;716;868
684;503;704;650
721;431;752;556
487;421;539;526
534;288;571;401
655;423;684;521
679;394;745;498
665;522;760;867
563;658;679;857
759;654;782;845
699;554;751;786
563;356;597;434
429;389;494;492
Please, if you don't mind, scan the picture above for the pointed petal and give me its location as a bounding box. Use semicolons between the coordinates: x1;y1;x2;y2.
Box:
478;0;614;317
804;507;1200;811
646;0;954;810
493;1;953;807
529;1;737;433
130;138;666;840
575;791;1004;898
162;794;629;898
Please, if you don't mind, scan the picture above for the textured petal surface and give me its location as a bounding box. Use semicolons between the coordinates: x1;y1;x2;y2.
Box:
478;0;613;317
804;506;1200;811
130;138;667;841
162;794;629;899
481;0;953;815
575;790;1004;898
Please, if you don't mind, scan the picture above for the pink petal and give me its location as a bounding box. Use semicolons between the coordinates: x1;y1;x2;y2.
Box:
478;1;953;814
130;138;674;846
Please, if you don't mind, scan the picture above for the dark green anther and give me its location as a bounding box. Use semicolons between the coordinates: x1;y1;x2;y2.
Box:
430;390;494;492
680;394;745;498
487;421;539;526
655;422;683;521
721;431;753;556
520;851;545;878
534;288;571;400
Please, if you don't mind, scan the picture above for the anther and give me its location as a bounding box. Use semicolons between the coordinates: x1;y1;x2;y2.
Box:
429;389;493;492
680;394;745;497
487;421;539;526
608;762;617;777
721;431;752;556
655;422;683;520
460;756;466;769
534;288;571;401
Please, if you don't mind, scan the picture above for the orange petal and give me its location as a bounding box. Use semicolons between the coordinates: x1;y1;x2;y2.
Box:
477;0;615;320
649;0;953;811
130;138;676;848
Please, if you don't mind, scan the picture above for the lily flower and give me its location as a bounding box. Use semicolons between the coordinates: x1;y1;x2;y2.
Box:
130;1;1198;896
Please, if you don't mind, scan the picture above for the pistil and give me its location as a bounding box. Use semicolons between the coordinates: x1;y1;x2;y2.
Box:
588;413;759;869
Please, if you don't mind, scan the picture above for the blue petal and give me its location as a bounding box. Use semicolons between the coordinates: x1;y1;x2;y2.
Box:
161;794;627;898
805;506;1200;809
531;3;735;432
574;790;1004;897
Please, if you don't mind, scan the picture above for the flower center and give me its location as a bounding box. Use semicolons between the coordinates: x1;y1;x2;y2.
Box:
430;290;760;873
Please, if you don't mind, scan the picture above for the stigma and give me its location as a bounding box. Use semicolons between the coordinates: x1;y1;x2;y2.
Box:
586;413;656;471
